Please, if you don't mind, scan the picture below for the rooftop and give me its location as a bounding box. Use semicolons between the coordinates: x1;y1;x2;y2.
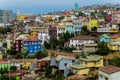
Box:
55;55;75;62
70;35;95;40
99;65;120;74
24;35;39;41
71;64;88;69
0;60;8;64
79;55;103;61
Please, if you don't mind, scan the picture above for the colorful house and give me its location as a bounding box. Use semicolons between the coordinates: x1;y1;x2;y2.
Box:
65;22;74;33
10;59;22;70
57;25;66;39
13;40;23;53
69;35;95;49
73;20;82;34
0;60;10;69
82;43;97;53
109;34;120;51
71;55;103;75
100;34;111;43
22;59;37;70
0;51;2;60
108;34;120;51
71;65;89;75
99;65;120;80
24;35;41;54
79;55;103;68
50;55;76;77
90;19;98;30
48;26;57;39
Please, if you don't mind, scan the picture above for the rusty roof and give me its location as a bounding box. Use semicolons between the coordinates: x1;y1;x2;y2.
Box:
99;65;120;74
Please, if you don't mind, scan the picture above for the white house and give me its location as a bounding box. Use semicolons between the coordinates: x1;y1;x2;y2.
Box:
69;35;95;49
99;65;120;80
10;59;22;70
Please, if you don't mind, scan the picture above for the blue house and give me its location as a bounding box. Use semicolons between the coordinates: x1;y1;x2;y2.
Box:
73;20;82;34
100;34;111;43
50;55;77;77
24;36;41;54
65;22;74;33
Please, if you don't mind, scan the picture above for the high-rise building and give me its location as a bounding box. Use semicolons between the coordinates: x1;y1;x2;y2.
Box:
75;3;79;11
0;10;13;23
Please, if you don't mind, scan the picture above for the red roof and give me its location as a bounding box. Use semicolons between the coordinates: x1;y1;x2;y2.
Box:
113;11;120;14
24;35;39;41
111;34;119;39
8;70;30;77
68;74;88;80
0;60;8;64
62;11;71;16
48;27;57;30
70;35;95;40
99;65;120;74
64;41;70;44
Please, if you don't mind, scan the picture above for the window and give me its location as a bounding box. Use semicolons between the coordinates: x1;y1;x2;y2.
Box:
79;61;83;64
99;74;103;78
64;63;67;66
96;61;100;64
30;50;32;53
85;61;88;65
105;77;108;80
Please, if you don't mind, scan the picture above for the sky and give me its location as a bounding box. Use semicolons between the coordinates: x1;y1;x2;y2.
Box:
0;0;120;14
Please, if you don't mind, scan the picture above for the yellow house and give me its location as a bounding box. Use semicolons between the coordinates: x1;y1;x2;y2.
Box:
79;55;103;68
16;15;27;21
71;65;89;75
71;55;103;75
22;59;37;70
82;20;90;30
0;51;2;60
30;27;48;36
108;34;120;51
110;29;119;33
90;19;98;30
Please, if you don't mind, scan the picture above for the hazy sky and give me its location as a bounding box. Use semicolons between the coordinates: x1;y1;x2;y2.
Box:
0;0;120;14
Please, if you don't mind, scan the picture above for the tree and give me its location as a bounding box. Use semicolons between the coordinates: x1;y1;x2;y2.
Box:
109;56;120;67
10;66;17;72
81;26;89;35
45;65;52;78
59;31;74;50
91;26;97;31
35;50;48;59
44;41;51;49
21;48;28;58
95;42;110;56
55;70;64;80
7;49;17;55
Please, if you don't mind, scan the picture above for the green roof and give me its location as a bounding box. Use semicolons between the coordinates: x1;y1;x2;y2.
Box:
71;64;88;69
55;55;75;62
79;55;103;61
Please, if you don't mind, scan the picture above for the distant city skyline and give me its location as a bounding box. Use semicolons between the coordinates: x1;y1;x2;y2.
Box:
0;0;120;14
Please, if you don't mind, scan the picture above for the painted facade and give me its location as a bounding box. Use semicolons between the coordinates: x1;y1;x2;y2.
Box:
57;25;66;39
100;34;111;43
79;55;103;68
65;22;74;33
0;61;10;69
90;19;98;30
69;35;95;49
24;36;41;54
99;65;120;80
108;34;120;51
71;65;89;75
73;20;82;34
